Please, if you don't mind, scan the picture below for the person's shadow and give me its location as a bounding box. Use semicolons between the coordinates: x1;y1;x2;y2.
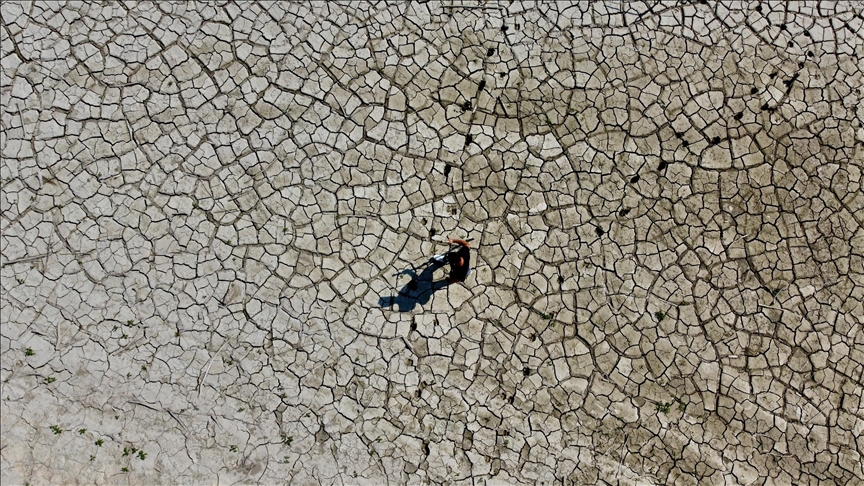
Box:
379;258;450;312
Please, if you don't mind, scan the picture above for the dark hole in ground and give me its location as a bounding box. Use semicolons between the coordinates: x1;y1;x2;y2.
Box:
799;61;805;68
788;41;795;47
658;160;668;171
499;72;506;78
463;100;472;111
423;442;430;456
630;174;640;183
682;140;689;147
408;280;418;291
557;276;564;284
410;321;417;331
769;72;777;78
595;226;604;237
711;136;720;145
515;24;520;30
450;207;457;215
444;165;451;177
430;228;437;237
761;103;770;110
756;4;762;13
674;131;683;138
478;79;486;91
421;218;427;225
780;24;786;30
465;134;472;145
508;395;515;404
619;208;631;217
750;86;759;94
807;50;814;57
523;367;530;376
487;48;495;56
804;30;811;37
734;112;743;120
502;25;508;32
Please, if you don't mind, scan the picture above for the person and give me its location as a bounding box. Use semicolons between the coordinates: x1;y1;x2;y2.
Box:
431;238;472;284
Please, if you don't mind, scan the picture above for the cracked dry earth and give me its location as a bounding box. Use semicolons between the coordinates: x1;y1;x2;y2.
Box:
1;1;863;485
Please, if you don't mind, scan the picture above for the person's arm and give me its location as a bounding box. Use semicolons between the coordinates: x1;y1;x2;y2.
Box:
448;238;470;248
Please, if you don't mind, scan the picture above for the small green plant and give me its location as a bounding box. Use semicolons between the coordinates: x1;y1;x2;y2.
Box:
126;320;134;327
141;365;147;371
25;348;34;356
137;450;147;460
541;313;552;320
121;467;129;473
95;439;103;446
44;376;56;384
50;425;62;435
657;402;672;414
90;455;96;461
122;447;138;457
79;428;87;434
230;445;238;452
281;434;293;446
654;311;666;322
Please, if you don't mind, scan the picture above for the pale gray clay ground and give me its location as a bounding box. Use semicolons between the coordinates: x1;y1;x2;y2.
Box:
2;1;864;485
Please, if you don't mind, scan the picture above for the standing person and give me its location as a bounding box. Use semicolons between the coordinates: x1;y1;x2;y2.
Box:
431;238;472;284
